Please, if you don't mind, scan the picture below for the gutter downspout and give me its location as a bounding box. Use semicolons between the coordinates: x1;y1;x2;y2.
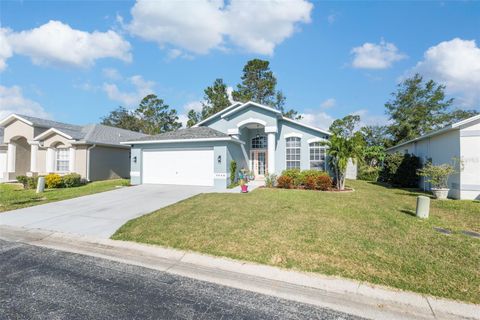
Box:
86;144;96;181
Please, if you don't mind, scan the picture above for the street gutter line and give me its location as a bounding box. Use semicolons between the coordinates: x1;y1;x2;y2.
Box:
0;225;478;320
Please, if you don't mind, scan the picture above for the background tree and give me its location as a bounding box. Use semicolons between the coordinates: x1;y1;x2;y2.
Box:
329;114;360;138
201;78;231;119
101;106;140;132
136;94;181;134
232;59;301;119
323;115;365;190
101;94;181;134
360;125;390;147
385;73;478;145
186;109;200;128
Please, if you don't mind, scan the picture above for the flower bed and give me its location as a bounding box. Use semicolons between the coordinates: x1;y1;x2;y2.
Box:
274;169;334;191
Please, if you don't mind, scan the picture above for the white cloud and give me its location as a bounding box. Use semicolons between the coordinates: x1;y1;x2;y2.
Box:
2;20;131;70
102;68;122;81
299;111;335;130
127;0;313;56
103;75;155;107
183;101;203;112
320;98;336;109
351;40;406;69
177;113;189;128
0;28;13;72
410;38;480;106
0;85;50;120
327;13;337;24
351;109;389;127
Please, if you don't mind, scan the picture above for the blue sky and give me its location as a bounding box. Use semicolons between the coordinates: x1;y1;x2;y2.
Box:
1;0;479;129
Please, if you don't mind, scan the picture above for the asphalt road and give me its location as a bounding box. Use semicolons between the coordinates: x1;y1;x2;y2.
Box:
0;239;363;320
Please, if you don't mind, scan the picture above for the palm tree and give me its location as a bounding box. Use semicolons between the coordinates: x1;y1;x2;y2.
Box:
322;133;364;190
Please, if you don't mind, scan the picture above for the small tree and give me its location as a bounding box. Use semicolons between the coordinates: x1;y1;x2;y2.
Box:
322;133;364;190
417;159;460;189
229;160;237;185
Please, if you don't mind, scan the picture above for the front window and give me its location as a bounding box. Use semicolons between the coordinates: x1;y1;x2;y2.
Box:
55;148;69;172
309;142;326;170
251;135;267;149
286;137;301;169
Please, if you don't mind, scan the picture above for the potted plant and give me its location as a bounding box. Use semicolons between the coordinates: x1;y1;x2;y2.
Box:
248;170;255;181
240;179;248;193
418;161;458;199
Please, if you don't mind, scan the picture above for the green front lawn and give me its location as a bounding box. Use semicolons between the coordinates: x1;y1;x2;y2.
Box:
0;179;129;212
113;180;480;303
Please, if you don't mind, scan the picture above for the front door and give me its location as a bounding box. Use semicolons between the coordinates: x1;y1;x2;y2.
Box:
251;150;267;179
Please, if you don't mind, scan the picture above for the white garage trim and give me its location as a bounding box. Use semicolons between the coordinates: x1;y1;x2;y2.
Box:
142;148;215;186
121;137;244;145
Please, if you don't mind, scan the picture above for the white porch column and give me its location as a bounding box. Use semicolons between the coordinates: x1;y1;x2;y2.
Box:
7;143;16;173
46;148;55;173
30;143;38;173
265;126;277;175
69;147;76;172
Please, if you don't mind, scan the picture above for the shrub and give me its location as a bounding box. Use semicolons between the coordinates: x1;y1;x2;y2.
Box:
299;169;324;185
316;175;333;191
281;169;301;187
229;160;237;185
16;176;29;189
16;175;38;189
358;165;380;181
265;174;277;188
417;162;457;189
380;153;421;187
27;177;38;189
62;173;83;188
304;176;317;190
45;173;63;188
276;175;293;189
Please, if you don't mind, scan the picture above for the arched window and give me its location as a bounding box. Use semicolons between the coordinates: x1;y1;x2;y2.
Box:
286;137;301;169
251;136;267;149
55;147;70;172
309;142;326;171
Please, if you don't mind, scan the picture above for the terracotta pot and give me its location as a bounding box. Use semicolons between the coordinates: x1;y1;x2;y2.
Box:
431;188;449;200
241;185;248;193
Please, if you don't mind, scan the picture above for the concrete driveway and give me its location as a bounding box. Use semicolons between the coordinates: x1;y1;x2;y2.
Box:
0;184;212;238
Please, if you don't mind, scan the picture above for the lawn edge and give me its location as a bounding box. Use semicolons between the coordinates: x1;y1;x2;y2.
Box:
1;225;478;320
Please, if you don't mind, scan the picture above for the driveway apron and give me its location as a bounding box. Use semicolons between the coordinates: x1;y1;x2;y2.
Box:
0;184;211;238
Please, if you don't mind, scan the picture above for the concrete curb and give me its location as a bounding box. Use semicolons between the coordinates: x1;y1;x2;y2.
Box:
0;225;478;320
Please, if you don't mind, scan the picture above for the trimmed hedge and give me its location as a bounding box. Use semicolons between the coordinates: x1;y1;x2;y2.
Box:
276;169;333;191
379;153;422;187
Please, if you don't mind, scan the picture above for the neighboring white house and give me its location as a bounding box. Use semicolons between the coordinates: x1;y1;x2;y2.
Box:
387;114;480;200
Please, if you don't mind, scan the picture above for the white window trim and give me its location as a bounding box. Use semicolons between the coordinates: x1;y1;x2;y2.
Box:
307;137;324;144
285;132;303;139
309;142;327;171
285;136;301;170
55;147;70;173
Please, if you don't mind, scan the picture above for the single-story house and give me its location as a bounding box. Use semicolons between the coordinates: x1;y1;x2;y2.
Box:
123;101;355;189
0;114;147;182
387;114;480;200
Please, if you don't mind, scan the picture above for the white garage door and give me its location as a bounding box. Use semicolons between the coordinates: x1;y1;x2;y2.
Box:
142;149;214;186
0;151;6;182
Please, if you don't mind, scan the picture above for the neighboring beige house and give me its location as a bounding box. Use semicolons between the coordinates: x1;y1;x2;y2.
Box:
387;114;480;200
0;114;147;182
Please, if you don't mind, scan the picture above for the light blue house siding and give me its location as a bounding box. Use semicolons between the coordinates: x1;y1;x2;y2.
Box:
276;120;330;173
130;141;232;189
126;101;335;189
201;104;330;175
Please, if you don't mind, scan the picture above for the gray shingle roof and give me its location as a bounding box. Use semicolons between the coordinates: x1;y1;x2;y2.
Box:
129;127;229;142
2;114;147;146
